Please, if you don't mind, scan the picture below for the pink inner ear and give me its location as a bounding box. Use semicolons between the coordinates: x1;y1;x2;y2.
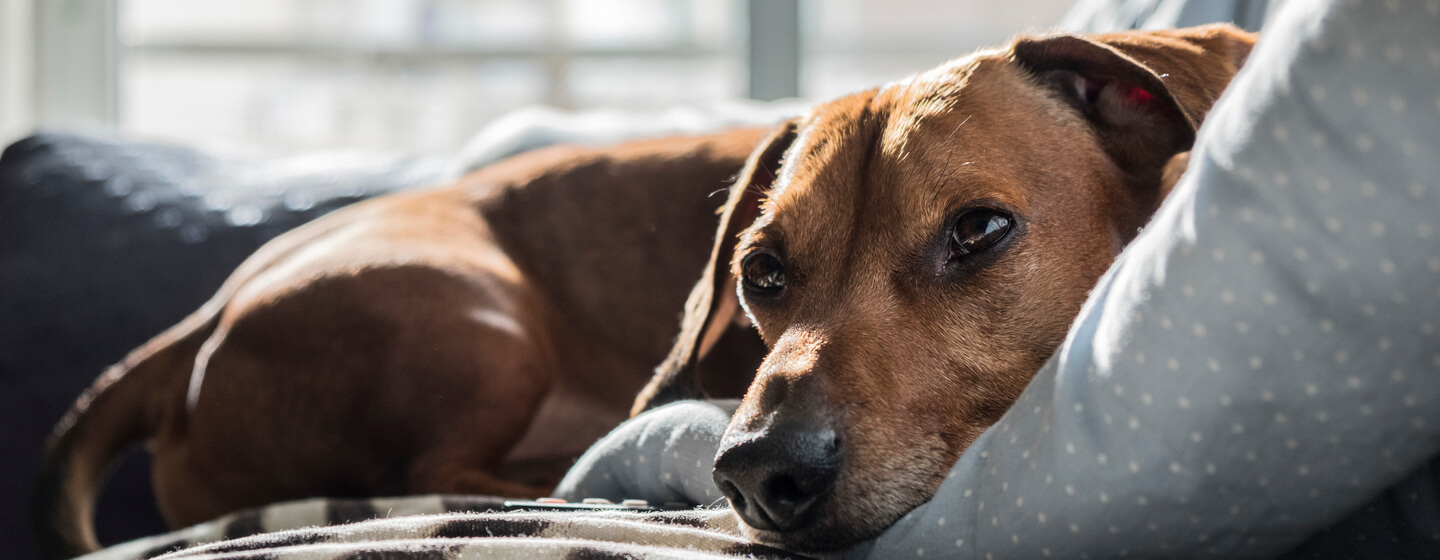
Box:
1123;85;1154;106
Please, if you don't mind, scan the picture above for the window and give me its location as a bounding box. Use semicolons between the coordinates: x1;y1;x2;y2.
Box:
5;0;1074;150
120;0;744;150
804;0;1072;98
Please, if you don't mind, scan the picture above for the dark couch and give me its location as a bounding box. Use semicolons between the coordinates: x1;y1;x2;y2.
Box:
0;131;450;559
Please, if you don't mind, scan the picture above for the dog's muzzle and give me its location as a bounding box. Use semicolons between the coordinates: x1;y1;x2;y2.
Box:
712;420;841;532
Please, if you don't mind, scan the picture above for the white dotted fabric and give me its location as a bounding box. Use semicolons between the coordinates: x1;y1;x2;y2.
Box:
864;0;1440;558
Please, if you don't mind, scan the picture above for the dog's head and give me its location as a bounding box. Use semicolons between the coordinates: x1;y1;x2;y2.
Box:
642;25;1255;551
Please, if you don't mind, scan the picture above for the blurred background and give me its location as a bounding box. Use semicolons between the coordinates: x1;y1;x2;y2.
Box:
1;0;1073;152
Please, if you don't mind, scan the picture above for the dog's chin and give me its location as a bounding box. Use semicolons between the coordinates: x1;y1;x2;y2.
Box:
735;516;874;553
731;483;936;553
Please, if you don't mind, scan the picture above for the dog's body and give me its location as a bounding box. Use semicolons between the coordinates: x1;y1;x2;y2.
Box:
37;130;770;559
635;25;1257;551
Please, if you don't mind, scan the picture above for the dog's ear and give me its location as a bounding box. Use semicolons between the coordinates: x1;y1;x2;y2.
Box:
1012;24;1256;180
630;119;799;417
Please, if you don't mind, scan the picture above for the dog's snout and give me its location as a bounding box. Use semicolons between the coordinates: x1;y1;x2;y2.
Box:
713;424;840;532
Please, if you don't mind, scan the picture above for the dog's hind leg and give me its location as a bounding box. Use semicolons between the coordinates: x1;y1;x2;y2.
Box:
156;262;561;523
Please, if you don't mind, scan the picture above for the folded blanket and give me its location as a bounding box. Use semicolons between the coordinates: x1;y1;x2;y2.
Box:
81;495;808;560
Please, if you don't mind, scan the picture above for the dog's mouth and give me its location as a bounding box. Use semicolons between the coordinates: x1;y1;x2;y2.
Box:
729;497;896;553
733;512;853;553
720;476;833;533
722;462;944;553
717;425;966;553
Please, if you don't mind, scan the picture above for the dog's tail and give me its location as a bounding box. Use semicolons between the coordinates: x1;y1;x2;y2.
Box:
34;304;221;560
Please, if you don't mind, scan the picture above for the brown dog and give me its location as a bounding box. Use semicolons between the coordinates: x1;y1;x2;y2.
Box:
36;130;773;559
633;25;1256;551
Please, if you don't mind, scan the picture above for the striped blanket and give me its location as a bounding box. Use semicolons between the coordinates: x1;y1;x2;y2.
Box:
82;495;809;560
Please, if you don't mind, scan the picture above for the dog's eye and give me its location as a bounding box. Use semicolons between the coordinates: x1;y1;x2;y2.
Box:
741;252;785;293
950;209;1012;257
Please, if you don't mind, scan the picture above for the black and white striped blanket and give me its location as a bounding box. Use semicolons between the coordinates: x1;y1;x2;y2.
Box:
81;495;808;560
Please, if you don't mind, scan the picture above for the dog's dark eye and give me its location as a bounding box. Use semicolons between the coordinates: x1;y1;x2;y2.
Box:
741;252;785;293
950;209;1012;257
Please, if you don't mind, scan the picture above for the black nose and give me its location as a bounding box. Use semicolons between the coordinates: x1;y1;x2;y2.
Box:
712;423;840;532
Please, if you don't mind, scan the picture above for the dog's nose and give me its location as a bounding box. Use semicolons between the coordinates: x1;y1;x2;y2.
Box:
712;424;840;532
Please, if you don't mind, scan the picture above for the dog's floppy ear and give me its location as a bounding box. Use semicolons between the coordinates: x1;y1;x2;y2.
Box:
630;119;799;417
1013;24;1256;181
